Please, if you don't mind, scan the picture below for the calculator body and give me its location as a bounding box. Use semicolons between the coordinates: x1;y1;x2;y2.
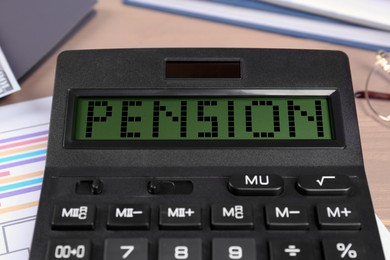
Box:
30;49;385;260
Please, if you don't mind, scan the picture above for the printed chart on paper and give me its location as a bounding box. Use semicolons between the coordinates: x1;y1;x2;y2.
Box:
0;97;51;260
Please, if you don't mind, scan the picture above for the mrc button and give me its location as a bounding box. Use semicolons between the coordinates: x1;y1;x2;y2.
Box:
211;203;254;230
297;175;352;195
228;174;283;196
51;203;95;230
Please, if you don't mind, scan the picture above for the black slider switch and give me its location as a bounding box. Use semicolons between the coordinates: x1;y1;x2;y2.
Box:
147;180;193;195
76;179;103;195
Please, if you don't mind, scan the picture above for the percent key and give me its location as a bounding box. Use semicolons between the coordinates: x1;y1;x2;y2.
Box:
323;239;364;259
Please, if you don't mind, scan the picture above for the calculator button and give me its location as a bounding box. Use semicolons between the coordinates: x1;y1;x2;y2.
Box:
46;240;91;260
211;203;254;230
265;205;309;230
269;240;314;260
158;238;202;260
104;239;148;260
159;206;202;230
297;175;352;195
228;174;283;196
212;238;256;260
317;204;361;230
322;239;365;259
51;203;95;230
107;204;150;230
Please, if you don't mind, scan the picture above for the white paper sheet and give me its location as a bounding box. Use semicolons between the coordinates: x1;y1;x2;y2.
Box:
261;0;390;31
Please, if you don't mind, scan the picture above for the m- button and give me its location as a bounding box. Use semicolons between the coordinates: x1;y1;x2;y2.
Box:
265;205;309;230
228;174;284;196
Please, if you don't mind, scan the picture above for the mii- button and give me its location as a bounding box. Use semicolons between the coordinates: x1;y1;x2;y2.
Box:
228;174;284;196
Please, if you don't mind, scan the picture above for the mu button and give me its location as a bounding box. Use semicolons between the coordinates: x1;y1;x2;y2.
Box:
297;175;352;195
228;174;283;196
265;205;309;230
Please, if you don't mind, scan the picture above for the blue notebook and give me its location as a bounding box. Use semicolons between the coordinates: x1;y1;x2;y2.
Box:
123;0;390;52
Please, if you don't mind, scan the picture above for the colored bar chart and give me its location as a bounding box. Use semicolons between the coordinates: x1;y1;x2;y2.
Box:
0;97;51;260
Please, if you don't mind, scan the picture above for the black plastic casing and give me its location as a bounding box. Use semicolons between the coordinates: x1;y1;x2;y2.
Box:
29;49;385;260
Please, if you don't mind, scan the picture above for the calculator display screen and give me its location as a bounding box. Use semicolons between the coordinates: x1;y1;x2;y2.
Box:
72;96;333;141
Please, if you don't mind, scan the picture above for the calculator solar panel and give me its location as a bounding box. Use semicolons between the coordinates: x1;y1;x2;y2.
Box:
29;48;385;260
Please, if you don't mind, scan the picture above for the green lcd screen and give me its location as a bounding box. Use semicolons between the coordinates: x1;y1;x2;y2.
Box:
73;96;333;140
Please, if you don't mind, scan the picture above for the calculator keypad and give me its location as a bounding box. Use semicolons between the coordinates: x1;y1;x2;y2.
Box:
43;174;374;260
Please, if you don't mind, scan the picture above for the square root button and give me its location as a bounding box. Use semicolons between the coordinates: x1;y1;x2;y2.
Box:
297;175;352;195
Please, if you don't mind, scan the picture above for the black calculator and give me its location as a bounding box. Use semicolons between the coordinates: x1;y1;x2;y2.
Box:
30;48;385;260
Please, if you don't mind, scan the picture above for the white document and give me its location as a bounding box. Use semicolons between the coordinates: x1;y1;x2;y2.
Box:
0;46;20;98
0;97;50;260
124;0;390;51
260;0;390;31
377;216;390;259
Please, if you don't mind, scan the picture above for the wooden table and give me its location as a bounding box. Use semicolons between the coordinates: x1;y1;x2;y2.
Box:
1;0;389;228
